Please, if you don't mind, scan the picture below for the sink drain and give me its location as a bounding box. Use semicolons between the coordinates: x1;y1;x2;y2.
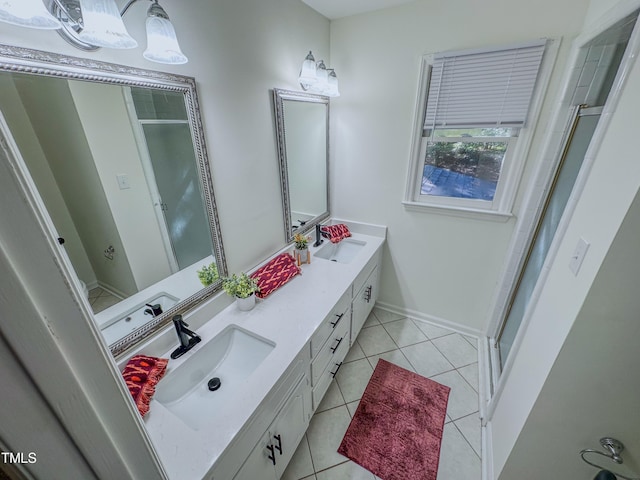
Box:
207;377;221;391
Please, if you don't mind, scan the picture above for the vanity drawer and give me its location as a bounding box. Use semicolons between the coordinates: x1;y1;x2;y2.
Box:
310;316;350;386
311;330;350;410
309;290;351;359
352;247;380;298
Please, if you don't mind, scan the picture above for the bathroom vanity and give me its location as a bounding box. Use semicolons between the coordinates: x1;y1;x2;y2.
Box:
142;222;385;479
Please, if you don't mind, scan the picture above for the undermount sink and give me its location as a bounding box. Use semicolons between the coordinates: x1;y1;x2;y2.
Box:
315;238;366;264
155;325;275;430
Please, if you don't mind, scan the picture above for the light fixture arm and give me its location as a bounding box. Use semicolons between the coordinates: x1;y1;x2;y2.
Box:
120;0;156;17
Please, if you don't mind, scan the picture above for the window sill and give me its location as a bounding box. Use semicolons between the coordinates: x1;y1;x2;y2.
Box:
401;201;514;222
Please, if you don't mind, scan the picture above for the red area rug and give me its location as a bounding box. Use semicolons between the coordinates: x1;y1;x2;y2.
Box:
338;359;450;480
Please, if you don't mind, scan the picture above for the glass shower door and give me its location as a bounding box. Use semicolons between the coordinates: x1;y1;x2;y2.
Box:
497;106;601;368
142;122;213;270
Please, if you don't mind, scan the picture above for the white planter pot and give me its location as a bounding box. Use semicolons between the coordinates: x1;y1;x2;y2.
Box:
295;247;309;264
236;294;256;311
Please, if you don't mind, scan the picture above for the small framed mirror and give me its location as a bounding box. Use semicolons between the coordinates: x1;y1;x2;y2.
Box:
273;88;329;242
0;44;227;356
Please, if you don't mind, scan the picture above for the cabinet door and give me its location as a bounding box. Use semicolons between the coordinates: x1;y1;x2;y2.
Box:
233;432;278;480
271;376;310;478
351;266;378;343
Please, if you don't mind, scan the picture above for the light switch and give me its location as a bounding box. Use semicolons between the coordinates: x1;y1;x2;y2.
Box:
569;237;590;276
116;174;130;190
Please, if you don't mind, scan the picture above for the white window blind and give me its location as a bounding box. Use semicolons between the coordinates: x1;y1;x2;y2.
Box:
424;40;547;131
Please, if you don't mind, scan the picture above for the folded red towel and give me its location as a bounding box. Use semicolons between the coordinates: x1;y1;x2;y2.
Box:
122;355;168;417
251;253;301;299
322;224;351;244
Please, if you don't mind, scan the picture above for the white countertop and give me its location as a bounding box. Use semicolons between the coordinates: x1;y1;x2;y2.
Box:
143;223;385;480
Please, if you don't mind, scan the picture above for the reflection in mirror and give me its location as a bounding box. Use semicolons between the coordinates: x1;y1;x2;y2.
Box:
273;88;329;242
0;45;227;356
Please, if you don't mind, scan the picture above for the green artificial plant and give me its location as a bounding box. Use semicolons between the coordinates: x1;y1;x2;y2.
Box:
222;273;259;299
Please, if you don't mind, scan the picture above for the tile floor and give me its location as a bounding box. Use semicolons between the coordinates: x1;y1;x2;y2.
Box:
88;287;121;314
281;307;482;480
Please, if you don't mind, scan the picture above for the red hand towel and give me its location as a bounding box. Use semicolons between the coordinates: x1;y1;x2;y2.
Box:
122;355;168;417
251;253;301;299
322;224;351;243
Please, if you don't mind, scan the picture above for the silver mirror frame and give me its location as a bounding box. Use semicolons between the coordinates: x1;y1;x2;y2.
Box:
0;43;228;357
272;88;330;243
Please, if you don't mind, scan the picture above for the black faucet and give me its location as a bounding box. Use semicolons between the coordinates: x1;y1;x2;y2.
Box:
170;315;201;359
144;303;163;317
314;223;325;247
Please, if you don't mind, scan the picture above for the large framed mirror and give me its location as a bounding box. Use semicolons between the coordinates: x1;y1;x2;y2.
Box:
0;44;227;356
273;88;329;242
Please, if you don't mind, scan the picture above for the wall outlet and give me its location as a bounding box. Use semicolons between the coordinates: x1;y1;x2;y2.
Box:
116;174;130;190
569;237;590;276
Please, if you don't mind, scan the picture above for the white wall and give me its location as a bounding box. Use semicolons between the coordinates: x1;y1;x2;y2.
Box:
14;77;138;296
498;187;640;478
329;0;589;332
489;0;640;474
69;81;172;291
0;75;96;287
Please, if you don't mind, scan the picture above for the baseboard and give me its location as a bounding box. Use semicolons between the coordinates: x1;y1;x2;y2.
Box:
374;301;483;338
97;282;126;300
482;421;495;480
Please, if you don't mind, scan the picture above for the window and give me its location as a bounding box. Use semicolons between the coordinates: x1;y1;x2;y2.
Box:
405;40;549;218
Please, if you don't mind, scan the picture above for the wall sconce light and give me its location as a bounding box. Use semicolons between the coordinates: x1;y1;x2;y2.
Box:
0;0;188;65
298;51;340;97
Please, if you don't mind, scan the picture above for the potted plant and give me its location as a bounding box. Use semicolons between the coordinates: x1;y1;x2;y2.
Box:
293;232;311;264
222;273;259;311
196;262;219;287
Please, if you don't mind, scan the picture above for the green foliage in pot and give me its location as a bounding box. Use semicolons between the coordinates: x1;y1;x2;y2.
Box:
197;262;219;287
222;273;259;299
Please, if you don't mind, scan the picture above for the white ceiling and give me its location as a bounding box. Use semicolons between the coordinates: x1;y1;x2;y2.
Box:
301;0;417;20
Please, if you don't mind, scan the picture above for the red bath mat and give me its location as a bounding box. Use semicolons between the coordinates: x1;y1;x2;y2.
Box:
338;359;450;480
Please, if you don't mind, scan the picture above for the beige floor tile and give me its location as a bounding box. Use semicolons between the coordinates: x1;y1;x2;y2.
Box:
316;380;345;413
432;334;478;368
437;423;481;479
335;358;374;403
412;319;455;340
458;363;479;392
454;413;482;458
382;318;428;347
315;460;376;480
344;341;366;363
281;435;315;480
430;370;479;421
401;341;454;378
345;400;359;417
366;349;415;373
371;307;404;324
355;325;397;356
306;406;352;472
362;311;380;328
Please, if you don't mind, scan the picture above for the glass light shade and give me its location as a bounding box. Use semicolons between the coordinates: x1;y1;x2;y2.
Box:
77;0;137;49
327;69;340;97
298;51;317;90
143;15;188;64
0;0;62;29
315;60;329;94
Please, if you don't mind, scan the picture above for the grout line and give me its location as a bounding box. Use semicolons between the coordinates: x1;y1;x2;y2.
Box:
451;417;482;461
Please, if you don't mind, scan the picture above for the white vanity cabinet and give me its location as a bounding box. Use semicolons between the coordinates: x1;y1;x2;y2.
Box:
208;351;311;480
351;252;381;344
309;290;352;410
233;374;309;480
